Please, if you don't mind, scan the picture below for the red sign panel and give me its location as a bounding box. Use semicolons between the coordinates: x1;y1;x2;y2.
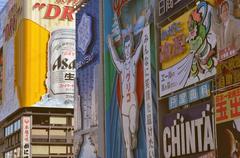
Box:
215;87;240;124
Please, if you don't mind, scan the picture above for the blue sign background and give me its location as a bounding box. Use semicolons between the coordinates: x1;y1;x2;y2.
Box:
76;0;100;157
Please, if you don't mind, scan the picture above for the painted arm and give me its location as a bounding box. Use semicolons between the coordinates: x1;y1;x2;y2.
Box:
133;33;143;63
108;35;122;72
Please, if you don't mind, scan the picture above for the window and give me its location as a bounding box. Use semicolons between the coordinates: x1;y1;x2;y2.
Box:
15;133;19;144
72;117;74;126
17;120;21;130
5;127;8;137
32;129;48;136
50;146;67;154
5;150;13;158
7;126;9;136
4;119;20;137
67;146;73;154
17;132;20;143
13;121;17;132
13;120;20;132
13;147;20;158
32;145;49;155
50;117;67;125
49;130;66;136
10;124;13;134
11;136;15;146
33;115;49;125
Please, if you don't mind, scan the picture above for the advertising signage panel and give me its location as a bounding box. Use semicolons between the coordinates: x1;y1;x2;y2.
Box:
22;116;31;158
213;0;240;62
162;103;215;158
157;0;215;26
104;0;158;158
169;81;211;110
159;1;217;97
75;0;100;157
0;0;77;121
215;87;240;124
216;55;240;89
158;0;194;24
0;0;23;121
14;0;77;108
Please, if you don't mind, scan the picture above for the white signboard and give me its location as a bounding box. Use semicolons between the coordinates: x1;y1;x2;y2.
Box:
143;25;155;158
78;13;92;55
22;116;31;158
159;53;194;97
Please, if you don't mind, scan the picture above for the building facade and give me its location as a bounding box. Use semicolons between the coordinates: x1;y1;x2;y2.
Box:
1;108;74;158
0;0;78;157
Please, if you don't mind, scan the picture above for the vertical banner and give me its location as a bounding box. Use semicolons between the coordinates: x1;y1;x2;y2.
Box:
104;0;158;158
21;116;31;158
75;0;100;157
143;25;155;158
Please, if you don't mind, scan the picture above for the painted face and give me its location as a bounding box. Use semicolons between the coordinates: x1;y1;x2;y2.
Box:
220;3;229;23
124;39;132;59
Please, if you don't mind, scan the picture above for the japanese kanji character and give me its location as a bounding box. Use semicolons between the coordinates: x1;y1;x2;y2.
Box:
230;97;240;118
166;0;174;11
159;0;165;16
216;100;228;122
65;73;75;80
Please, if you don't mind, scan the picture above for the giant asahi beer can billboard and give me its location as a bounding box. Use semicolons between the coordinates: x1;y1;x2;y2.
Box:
0;0;78;120
47;29;75;103
19;0;77;108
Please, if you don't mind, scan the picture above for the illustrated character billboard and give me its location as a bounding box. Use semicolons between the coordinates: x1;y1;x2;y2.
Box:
159;1;217;97
104;0;157;158
108;29;143;158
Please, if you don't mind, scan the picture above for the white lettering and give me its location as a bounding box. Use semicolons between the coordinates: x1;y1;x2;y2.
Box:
186;121;196;154
163;127;171;158
195;118;203;152
204;116;214;151
171;125;181;157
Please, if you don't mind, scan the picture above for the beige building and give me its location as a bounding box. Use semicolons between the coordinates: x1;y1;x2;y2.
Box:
0;108;74;158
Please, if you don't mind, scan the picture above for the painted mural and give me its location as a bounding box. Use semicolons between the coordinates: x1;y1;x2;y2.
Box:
104;0;158;158
75;0;100;157
159;1;217;97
